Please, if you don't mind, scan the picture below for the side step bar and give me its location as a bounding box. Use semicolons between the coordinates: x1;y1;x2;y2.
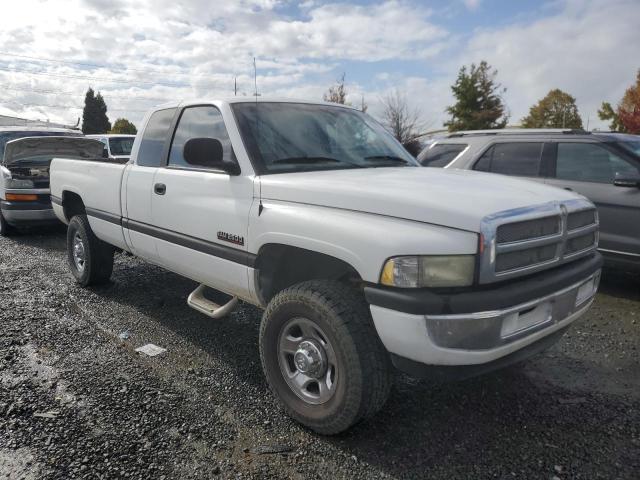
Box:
187;284;238;319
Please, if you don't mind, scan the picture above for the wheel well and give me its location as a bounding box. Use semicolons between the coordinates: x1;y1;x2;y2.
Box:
255;244;362;305
61;191;86;222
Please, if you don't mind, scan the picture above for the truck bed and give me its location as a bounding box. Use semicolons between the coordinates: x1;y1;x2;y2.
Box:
50;158;128;250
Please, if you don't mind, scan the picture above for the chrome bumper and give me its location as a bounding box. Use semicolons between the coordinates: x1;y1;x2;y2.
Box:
425;271;601;350
1;206;58;224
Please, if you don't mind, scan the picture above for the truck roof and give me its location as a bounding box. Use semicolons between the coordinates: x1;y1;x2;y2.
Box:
154;97;360;111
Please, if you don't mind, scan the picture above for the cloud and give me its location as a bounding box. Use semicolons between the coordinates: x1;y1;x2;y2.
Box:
0;0;637;132
463;0;481;11
450;0;640;128
0;0;447;125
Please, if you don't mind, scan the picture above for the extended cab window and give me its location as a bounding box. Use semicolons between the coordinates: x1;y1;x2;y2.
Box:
474;142;543;177
137;108;176;167
418;143;467;167
168;106;234;169
556;142;639;183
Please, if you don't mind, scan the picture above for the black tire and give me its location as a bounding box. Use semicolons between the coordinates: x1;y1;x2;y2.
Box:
0;210;16;237
67;215;114;286
259;280;392;435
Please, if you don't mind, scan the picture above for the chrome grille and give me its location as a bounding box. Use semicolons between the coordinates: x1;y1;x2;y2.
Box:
567;210;596;230
495;244;557;272
566;232;596;255
479;199;599;284
496;216;560;243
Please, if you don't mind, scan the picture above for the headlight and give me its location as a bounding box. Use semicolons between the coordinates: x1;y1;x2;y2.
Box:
6;178;34;188
380;255;475;288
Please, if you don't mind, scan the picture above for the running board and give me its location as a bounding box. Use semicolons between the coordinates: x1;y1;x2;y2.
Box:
187;284;238;319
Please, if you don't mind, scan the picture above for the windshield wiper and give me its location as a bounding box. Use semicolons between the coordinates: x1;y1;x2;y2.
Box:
272;156;342;164
272;156;364;168
364;155;413;165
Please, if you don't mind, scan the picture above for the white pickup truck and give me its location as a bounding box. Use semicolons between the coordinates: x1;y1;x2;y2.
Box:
49;98;602;434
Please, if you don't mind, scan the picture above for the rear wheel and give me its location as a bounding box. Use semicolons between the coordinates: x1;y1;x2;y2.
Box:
67;215;114;286
259;280;392;434
0;210;16;237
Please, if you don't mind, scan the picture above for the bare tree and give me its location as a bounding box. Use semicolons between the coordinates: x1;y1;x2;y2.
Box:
360;94;368;113
380;89;423;155
323;73;348;105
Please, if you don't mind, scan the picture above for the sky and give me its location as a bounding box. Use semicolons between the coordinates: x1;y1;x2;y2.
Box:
0;0;638;131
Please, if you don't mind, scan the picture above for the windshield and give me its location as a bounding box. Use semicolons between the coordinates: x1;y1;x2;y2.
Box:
232;102;418;174
616;140;640;157
108;136;135;156
0;131;81;162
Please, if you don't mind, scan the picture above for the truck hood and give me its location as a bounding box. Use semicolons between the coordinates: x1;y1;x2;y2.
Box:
259;167;582;232
2;136;104;167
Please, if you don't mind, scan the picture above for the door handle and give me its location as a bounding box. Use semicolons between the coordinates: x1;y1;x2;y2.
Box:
563;187;573;191
154;183;166;195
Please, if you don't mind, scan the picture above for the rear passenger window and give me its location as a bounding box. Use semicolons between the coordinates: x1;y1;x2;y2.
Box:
137;108;176;167
556;143;638;183
418;143;467;167
168;106;234;169
474;142;543;177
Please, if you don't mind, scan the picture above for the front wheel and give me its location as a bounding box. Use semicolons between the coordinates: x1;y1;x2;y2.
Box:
259;280;392;435
67;215;114;287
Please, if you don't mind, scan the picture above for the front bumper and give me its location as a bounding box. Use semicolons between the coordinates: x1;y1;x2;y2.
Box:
1;198;59;226
365;254;602;376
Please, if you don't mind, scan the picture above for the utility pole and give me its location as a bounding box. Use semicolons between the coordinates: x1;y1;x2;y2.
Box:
234;76;237;96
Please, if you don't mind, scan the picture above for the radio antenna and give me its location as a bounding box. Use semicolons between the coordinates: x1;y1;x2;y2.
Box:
253;57;260;146
253;57;258;98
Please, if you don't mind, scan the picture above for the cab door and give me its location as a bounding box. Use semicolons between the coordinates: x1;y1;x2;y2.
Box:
149;105;254;298
124;107;177;261
544;141;640;258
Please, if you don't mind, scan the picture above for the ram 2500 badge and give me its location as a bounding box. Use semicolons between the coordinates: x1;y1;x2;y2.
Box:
48;99;602;434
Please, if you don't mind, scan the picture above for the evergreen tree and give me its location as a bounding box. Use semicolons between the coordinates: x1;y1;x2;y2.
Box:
445;61;508;132
521;89;583;129
110;118;137;135
82;88;111;134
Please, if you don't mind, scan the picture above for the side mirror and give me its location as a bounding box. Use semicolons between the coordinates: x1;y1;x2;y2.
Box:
613;172;640;188
183;137;240;175
102;147;109;158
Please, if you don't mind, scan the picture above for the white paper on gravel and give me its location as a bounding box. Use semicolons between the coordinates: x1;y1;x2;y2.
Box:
135;344;167;356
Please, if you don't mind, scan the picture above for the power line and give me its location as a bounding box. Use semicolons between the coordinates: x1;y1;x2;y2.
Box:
2;100;147;113
0;65;190;88
0;84;169;103
0;51;231;79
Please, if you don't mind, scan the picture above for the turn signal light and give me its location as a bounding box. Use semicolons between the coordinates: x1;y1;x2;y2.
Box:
5;193;38;201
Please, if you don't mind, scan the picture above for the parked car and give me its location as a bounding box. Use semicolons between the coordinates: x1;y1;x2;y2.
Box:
49;99;601;434
0;126;98;235
86;134;136;163
418;129;640;272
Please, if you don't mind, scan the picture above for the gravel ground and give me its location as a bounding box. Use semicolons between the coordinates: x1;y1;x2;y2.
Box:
1;228;639;479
